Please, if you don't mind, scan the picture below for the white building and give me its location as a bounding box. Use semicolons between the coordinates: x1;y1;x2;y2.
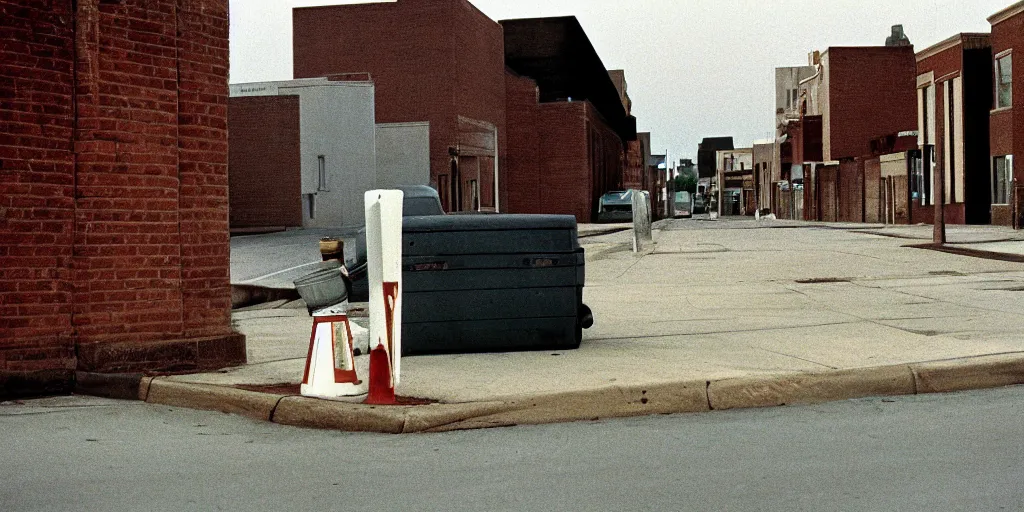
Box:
229;77;430;229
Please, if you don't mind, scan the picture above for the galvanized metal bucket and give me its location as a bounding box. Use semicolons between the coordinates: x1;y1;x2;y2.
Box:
294;261;348;312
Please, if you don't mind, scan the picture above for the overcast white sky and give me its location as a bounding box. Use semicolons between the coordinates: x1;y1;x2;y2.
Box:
230;0;1011;159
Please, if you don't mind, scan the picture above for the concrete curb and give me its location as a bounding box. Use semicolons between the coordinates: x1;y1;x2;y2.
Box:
272;396;408;434
423;381;710;432
144;378;286;422
707;365;916;411
74;372;146;401
910;354;1024;394
76;353;1024;434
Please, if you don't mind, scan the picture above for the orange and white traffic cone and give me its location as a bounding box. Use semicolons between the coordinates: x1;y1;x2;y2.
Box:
300;314;365;399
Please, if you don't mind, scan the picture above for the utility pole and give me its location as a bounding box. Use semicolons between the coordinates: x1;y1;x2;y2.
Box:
933;147;946;245
666;149;674;218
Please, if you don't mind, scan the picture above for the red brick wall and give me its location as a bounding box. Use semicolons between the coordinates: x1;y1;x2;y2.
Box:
623;140;644;190
452;0;508;209
176;0;234;343
1;0;242;397
0;0;78;394
537;102;590;221
505;69;626;222
838;159;863;222
293;0;507;211
228;96;302;228
991;11;1021;180
585;103;625;218
504;71;543;214
73;0;185;353
991;111;1014;156
825;47;917;161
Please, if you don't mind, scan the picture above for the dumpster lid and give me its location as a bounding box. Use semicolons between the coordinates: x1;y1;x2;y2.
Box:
402;214;578;233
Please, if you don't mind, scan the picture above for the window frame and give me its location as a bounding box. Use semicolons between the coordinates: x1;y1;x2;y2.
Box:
995;51;1013;110
992;155;1013;205
317;155;328;192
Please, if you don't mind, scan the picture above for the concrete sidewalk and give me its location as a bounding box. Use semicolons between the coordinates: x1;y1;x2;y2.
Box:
139;219;1024;433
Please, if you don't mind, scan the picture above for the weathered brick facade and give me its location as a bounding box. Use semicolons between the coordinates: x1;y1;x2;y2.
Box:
1;1;78;395
822;47;918;162
293;0;508;212
504;71;625;222
916;34;993;226
1;0;242;398
989;3;1023;227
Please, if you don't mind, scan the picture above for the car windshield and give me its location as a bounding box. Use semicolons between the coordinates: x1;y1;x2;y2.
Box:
404;197;444;216
674;192;691;203
600;191;633;204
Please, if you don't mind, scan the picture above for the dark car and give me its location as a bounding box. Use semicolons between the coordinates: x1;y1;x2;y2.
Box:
346;185;445;300
397;185;446;216
693;193;706;214
596;190;636;223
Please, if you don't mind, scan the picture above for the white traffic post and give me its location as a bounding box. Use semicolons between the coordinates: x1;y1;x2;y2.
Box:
364;190;404;405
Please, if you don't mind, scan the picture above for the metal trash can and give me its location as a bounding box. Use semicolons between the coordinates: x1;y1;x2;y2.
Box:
293;261;348;315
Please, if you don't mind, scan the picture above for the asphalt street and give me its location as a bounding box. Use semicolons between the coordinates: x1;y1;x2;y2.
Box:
3;386;1022;512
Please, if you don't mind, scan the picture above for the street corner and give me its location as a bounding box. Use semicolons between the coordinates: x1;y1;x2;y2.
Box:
271;395;416;434
144;379;287;423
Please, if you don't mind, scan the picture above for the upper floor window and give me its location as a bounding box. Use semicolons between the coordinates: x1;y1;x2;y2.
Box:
996;53;1012;109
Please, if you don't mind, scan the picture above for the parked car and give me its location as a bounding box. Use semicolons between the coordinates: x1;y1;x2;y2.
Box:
674;191;693;218
347;185;445;299
397;185;446;216
596;190;636;223
693;193;706;214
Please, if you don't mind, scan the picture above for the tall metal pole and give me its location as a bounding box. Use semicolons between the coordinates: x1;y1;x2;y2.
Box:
932;146;946;245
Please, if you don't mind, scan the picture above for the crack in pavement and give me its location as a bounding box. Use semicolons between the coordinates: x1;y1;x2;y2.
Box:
755;348;839;370
855;282;1024;319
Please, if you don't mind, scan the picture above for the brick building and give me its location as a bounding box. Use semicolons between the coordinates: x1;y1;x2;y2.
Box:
797;44;918;223
292;0;506;214
1;0;243;398
716;148;754;216
988;2;1023;228
611;70;646;192
501;17;636;222
698;137;734;179
915;33;993;226
753;141;777;213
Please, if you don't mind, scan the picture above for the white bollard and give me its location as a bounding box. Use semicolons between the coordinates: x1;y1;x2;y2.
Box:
632;189;653;253
364;190;404;404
